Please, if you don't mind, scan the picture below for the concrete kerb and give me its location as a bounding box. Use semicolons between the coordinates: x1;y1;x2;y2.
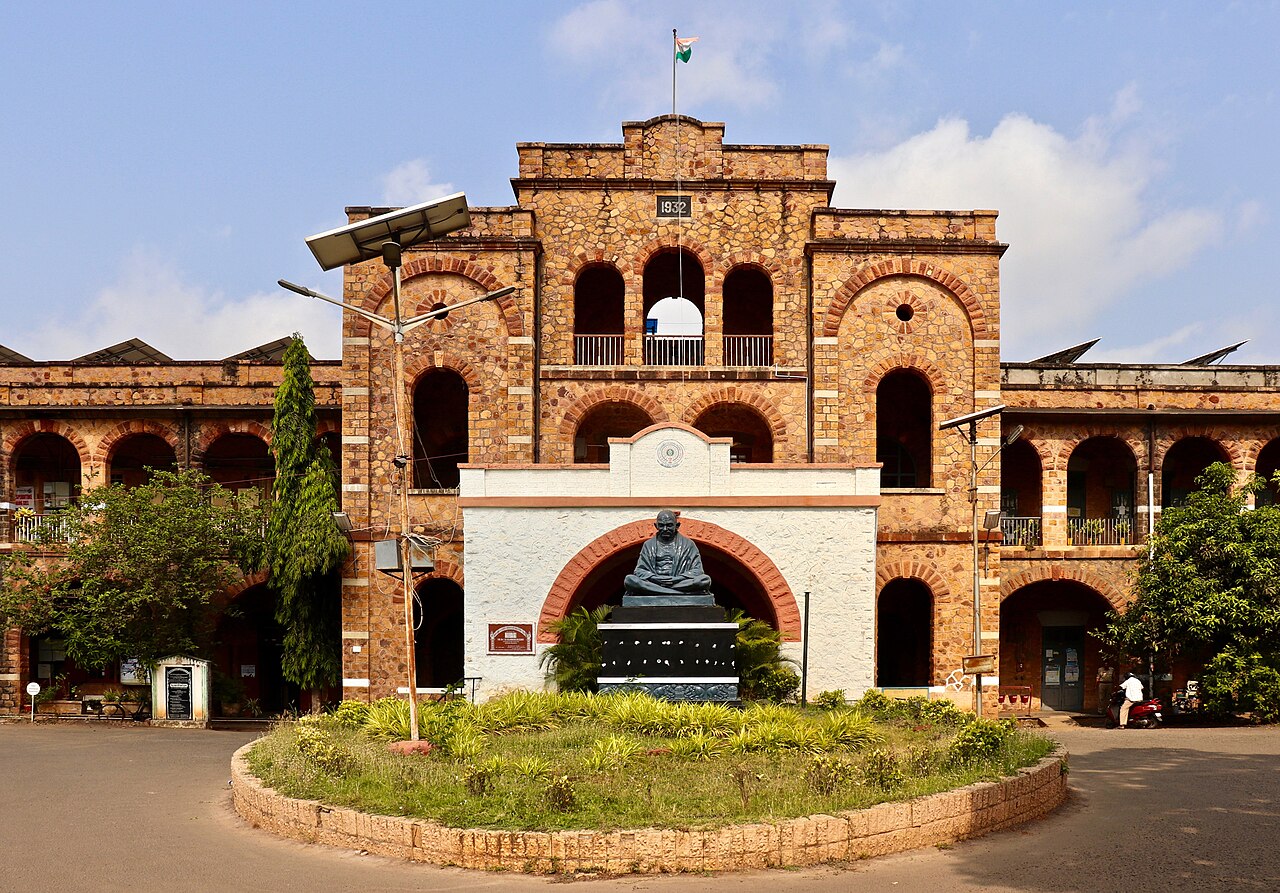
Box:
230;743;1069;873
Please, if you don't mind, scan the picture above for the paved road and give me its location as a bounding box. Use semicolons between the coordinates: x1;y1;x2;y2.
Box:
1;718;1278;892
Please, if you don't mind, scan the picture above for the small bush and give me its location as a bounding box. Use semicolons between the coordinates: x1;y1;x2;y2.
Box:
546;775;576;812
295;724;352;775
461;758;504;796
860;748;904;790
583;734;644;771
949;718;1016;765
819;711;882;750
513;755;553;781
670;731;728;761
804;754;857;795
813;689;846;710
905;744;941;778
748;666;801;703
331;699;370;728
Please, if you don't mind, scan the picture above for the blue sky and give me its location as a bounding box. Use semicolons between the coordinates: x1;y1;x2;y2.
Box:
2;2;1276;364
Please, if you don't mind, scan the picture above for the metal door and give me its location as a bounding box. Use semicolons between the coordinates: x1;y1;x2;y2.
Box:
1041;626;1085;711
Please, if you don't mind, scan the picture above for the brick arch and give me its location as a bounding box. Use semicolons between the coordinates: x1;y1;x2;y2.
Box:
1247;429;1280;472
93;419;182;467
635;235;718;279
190;421;273;467
713;251;785;288
822;261;988;339
212;569;270;611
562;254;635;286
1049;430;1147;474
366;258;524;337
681;389;789;441
404;351;485;391
1000;564;1129;612
557;387;669;437
1154;429;1244;470
538;517;800;643
416;556;464;589
875;561;952;600
860;355;949;398
3;421;91;470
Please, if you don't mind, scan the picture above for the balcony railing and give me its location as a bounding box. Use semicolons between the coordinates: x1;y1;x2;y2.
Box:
1000;516;1042;547
643;334;704;366
5;512;72;544
1068;516;1138;546
723;334;773;367
574;334;625;366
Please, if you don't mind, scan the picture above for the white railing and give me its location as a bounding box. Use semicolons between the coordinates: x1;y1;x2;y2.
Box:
7;512;71;544
1000;516;1041;547
1068;517;1138;546
574;334;625;366
643;334;704;366
723;334;773;367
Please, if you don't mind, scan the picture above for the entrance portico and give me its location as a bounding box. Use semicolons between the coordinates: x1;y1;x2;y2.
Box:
457;424;880;699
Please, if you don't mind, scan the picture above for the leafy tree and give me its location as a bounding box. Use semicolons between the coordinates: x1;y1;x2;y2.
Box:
266;336;350;707
728;610;800;702
0;468;264;668
1102;462;1280;719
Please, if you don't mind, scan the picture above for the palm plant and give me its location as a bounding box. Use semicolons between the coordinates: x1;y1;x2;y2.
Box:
539;605;612;692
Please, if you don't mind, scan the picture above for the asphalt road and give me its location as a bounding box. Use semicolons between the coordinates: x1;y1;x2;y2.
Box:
1;717;1277;892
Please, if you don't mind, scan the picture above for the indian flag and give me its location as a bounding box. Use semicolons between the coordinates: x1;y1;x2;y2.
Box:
675;36;699;62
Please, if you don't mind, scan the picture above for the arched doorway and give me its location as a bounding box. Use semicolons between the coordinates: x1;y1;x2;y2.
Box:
413;578;464;688
1000;580;1114;712
574;264;625;366
1067;436;1138;544
212;583;291;716
107;433;177;488
876;578;932;687
643;249;705;366
10;433;81;542
692;403;774;463
573;402;653;464
204;433;273;495
1257;438;1280;506
722;265;773;366
1162;437;1229;508
1000;439;1043;546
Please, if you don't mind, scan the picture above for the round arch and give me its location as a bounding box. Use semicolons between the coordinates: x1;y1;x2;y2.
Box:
823;262;989;339
190;421;273;467
366;258;524;337
539;517;800;643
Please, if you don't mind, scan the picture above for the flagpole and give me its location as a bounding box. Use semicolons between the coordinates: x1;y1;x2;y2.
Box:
672;28;677;117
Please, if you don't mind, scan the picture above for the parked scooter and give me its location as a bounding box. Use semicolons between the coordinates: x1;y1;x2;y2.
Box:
1105;689;1163;728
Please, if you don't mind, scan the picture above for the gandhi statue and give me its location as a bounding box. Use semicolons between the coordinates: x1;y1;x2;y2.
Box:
623;510;713;601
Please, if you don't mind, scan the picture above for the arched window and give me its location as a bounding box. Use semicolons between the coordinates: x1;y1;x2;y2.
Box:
1256;439;1280;506
1000;439;1043;546
107;433;177;489
573;402;652;464
574;265;625;366
643;249;704;365
877;579;932;687
1066;436;1138;544
722;266;773;366
1162;437;1229;508
203;433;272;495
412;369;469;490
11;433;80;541
876;370;932;487
692;403;774;463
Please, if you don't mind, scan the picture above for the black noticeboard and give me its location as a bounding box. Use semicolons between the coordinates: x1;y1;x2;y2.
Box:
166;666;192;720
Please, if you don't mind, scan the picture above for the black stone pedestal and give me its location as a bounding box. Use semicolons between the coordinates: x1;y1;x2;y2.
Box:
598;600;739;702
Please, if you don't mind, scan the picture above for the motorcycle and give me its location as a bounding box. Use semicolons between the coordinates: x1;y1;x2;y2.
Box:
1105;689;1163;728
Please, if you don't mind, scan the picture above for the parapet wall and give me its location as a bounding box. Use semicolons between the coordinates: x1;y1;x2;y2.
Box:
231;744;1068;873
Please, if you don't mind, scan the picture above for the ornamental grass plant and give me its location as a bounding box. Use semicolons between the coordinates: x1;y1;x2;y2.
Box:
246;689;1054;832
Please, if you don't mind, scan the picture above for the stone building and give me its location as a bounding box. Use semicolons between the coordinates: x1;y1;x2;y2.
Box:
3;116;1278;715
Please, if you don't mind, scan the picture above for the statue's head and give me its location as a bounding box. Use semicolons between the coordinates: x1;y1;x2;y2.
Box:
655;510;679;542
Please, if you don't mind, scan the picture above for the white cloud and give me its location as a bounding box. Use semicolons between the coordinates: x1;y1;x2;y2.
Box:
1090;323;1202;364
829;103;1223;358
16;248;342;361
381;159;455;207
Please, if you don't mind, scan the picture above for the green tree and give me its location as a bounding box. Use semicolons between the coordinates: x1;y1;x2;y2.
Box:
540;605;612;692
0;468;264;667
1102;462;1280;719
266;335;350;707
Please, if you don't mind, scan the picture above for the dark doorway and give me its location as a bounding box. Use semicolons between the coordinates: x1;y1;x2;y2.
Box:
876;578;932;686
413;578;465;688
412;369;469;489
1041;626;1086;711
212;583;293;715
573;402;653;463
876;370;932;487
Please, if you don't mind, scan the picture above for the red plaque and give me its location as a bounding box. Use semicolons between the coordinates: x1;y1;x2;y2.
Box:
488;623;535;655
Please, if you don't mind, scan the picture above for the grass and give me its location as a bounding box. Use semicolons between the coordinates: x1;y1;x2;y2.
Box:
245;690;1056;833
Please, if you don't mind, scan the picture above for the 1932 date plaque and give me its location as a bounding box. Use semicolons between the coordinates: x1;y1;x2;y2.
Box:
656;195;692;218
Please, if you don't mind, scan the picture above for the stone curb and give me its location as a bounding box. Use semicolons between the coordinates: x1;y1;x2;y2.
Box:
231;743;1068;873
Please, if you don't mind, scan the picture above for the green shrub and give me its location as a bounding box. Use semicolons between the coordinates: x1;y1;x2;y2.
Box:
331;699;370;728
670;731;728;761
813;689;846;710
860;747;904;790
1201;647;1280;723
583;734;645;771
539;606;612;692
905;744;941;777
731;612;800;702
513;755;553;781
461;758;504;796
804;754;857;795
819;710;882;750
545;775;576;812
295;724;352;775
363;697;412;740
949;718;1016;765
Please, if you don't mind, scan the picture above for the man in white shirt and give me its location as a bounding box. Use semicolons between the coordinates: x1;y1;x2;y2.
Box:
1119;672;1144;728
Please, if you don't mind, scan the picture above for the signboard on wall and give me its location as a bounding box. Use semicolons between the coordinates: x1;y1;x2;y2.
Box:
962;654;997;675
14;486;33;509
488;623;535;655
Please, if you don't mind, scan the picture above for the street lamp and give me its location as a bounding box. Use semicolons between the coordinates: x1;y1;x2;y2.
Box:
282;194;514;740
940;405;1023;716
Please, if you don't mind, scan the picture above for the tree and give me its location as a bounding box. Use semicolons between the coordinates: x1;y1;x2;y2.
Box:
1102;462;1280;719
266;335;350;707
539;605;612;692
0;468;264;668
